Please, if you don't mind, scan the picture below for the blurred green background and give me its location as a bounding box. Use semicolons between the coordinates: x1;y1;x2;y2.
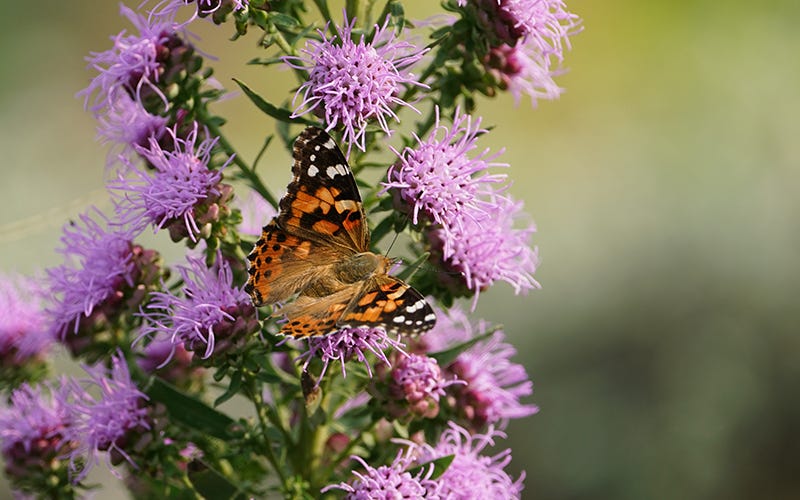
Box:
2;1;799;499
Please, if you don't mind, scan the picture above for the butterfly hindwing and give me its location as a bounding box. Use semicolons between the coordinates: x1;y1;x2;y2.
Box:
246;220;335;306
338;276;437;336
278;127;368;253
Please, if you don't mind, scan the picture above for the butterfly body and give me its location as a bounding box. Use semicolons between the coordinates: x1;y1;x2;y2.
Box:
245;127;435;338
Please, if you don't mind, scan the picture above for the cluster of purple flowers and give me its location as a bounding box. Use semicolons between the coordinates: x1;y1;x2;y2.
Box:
384;107;540;305
0;0;582;496
327;423;524;498
0;354;150;490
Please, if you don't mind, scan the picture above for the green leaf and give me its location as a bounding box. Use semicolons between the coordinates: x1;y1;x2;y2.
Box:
189;464;245;499
268;12;299;28
233;79;316;125
407;454;455;480
214;370;242;407
146;378;236;440
369;215;395;246
428;327;501;366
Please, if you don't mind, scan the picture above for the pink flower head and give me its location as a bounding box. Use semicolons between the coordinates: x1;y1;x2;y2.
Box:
97;94;168;167
323;448;439;499
138;251;258;361
61;353;150;480
298;327;406;381
110;122;231;242
432;195;540;307
286;13;428;155
80;5;183;115
0;274;51;364
424;305;538;429
414;422;525;498
485;40;563;106
46;209;139;339
383;106;508;229
236;187;277;237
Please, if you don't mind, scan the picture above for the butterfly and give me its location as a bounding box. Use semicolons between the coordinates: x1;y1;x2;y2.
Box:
245;127;436;338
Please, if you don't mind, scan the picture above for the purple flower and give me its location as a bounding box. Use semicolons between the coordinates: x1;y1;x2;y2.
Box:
61;353;150;480
46;209;139;340
382;106;508;228
80;5;182;115
484;41;562;106
459;0;580;57
110;122;232;242
323;449;439;499
139;251;258;361
298;327;406;380
0;383;75;485
136;336;203;389
431;195;539;306
388;353;463;419
285;14;428;155
413;422;524;498
236;187;277;237
423;306;538;429
0;274;51;365
97;94;168;167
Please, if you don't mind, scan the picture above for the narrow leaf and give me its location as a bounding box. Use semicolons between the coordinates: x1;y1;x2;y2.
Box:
407;455;455;480
428;327;501;366
233;79;315;125
146;378;235;440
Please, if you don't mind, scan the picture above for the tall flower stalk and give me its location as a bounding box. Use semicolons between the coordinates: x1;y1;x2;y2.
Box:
1;1;580;497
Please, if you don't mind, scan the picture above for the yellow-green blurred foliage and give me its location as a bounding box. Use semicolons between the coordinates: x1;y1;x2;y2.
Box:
1;1;799;499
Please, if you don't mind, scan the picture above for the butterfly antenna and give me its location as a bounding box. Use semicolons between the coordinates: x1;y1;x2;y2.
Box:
383;212;409;258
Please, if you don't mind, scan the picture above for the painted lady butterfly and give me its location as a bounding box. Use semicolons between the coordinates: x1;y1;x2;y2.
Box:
245;127;436;338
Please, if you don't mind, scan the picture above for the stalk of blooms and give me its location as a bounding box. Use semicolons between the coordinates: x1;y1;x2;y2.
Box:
382;106;508;229
422;305;538;429
410;422;525;499
0;274;51;368
285;13;428;155
322;449;440;499
60;354;151;480
138;251;258;361
297;327;406;381
430;195;540;306
110;122;233;242
46;209;139;340
0;383;77;493
80;5;182;115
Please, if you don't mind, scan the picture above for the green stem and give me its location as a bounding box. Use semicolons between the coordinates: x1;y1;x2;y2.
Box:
246;377;290;490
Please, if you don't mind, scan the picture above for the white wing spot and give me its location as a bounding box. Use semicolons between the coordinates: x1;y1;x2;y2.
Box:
405;320;413;325
323;138;336;150
406;299;426;313
393;315;406;324
307;165;319;177
326;166;340;178
310;154;316;161
315;145;321;151
424;313;436;322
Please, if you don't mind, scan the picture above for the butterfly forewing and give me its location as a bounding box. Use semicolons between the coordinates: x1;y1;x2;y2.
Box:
246;126;436;337
279;127;368;253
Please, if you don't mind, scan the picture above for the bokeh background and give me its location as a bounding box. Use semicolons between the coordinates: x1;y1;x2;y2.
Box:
2;1;799;499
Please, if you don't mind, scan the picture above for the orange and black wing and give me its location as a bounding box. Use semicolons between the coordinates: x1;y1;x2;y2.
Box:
277;127;368;253
337;276;437;336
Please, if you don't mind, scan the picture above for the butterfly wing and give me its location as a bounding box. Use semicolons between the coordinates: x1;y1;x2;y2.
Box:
338;276;437;336
246;127;367;306
278;127;368;253
246;220;338;306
